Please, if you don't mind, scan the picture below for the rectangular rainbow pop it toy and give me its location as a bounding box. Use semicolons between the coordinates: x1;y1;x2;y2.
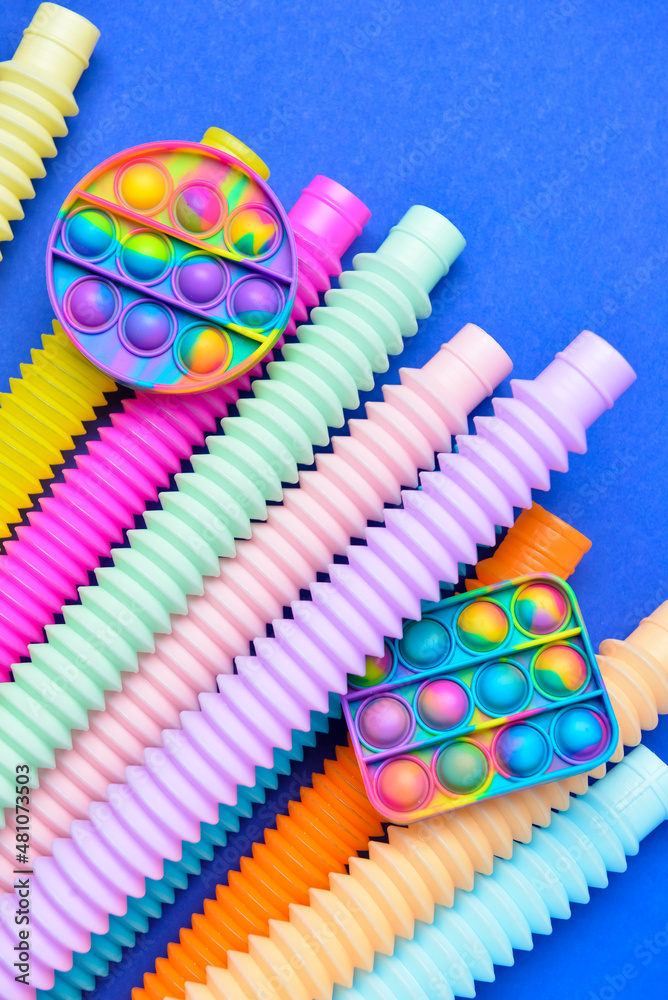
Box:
343;574;618;823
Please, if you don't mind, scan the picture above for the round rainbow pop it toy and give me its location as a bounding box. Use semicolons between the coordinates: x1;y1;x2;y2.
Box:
343;574;618;823
46;134;297;392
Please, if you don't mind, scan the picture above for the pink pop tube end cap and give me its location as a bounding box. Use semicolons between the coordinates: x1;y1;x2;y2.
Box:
419;323;513;415
532;330;636;431
288;176;371;261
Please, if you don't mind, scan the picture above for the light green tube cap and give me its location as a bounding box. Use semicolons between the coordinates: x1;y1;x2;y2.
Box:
378;205;466;294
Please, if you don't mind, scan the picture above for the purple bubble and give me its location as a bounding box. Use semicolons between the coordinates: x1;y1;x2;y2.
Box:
176;256;228;304
230;277;282;328
357;696;413;749
123;302;173;352
68;279;118;330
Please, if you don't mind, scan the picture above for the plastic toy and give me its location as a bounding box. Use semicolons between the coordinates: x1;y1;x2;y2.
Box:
334;747;668;1000
0;333;633;996
0;128;369;545
0;321;115;540
0;325;508;871
40;693;342;1000
132;744;382;1000
343;574;617;822
168;747;668;1000
126;508;591;1000
25;521;668;1000
29;502;592;1000
0;3;99;258
125;516;668;1000
0;211;473;811
0;152;372;673
47;136;300;392
153;669;668;1000
466;501;592;589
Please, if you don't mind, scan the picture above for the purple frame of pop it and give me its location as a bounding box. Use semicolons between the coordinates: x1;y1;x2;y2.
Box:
45;140;298;392
342;573;619;823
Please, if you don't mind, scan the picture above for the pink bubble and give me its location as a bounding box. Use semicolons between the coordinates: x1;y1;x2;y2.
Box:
357;696;413;749
417;679;470;731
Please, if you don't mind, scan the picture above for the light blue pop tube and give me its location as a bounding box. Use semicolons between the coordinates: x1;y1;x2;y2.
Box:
337;746;668;1000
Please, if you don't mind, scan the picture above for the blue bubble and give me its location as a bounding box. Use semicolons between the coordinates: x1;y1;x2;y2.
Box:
495;724;550;778
66;209;115;258
553;707;607;762
399;618;450;670
475;662;531;716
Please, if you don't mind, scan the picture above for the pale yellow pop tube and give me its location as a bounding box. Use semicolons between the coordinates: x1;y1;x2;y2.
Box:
0;3;99;255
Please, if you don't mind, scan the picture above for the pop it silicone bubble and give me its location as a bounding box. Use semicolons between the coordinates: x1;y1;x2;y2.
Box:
46;140;297;392
343;573;617;822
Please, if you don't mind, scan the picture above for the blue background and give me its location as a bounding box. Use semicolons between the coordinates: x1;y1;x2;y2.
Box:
1;1;667;998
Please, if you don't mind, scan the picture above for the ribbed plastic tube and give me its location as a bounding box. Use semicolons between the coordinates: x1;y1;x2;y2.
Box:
170;668;667;1000
0;322;116;540
0;3;99;256
40;509;665;1000
171;748;668;1000
599;603;668;763
317;747;667;1000
0;176;372;676
135;743;381;1000
35;503;593;1000
0;321;507;868
0;332;634;996
133;597;668;1000
466;501;592;589
0;205;469;815
40;697;339;1000
282;175;364;341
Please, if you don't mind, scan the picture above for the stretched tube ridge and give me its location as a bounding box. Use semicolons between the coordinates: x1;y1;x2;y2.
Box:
0;207;469;814
34;497;594;998
0;322;115;540
0;321;506;872
174;748;668;1000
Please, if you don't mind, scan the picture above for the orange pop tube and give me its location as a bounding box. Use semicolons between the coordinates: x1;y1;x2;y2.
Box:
173;601;668;1000
0;321;116;539
133;744;383;1000
466;501;591;589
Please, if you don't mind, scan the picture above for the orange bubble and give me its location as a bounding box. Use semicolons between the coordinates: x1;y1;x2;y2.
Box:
178;327;231;375
376;757;431;812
